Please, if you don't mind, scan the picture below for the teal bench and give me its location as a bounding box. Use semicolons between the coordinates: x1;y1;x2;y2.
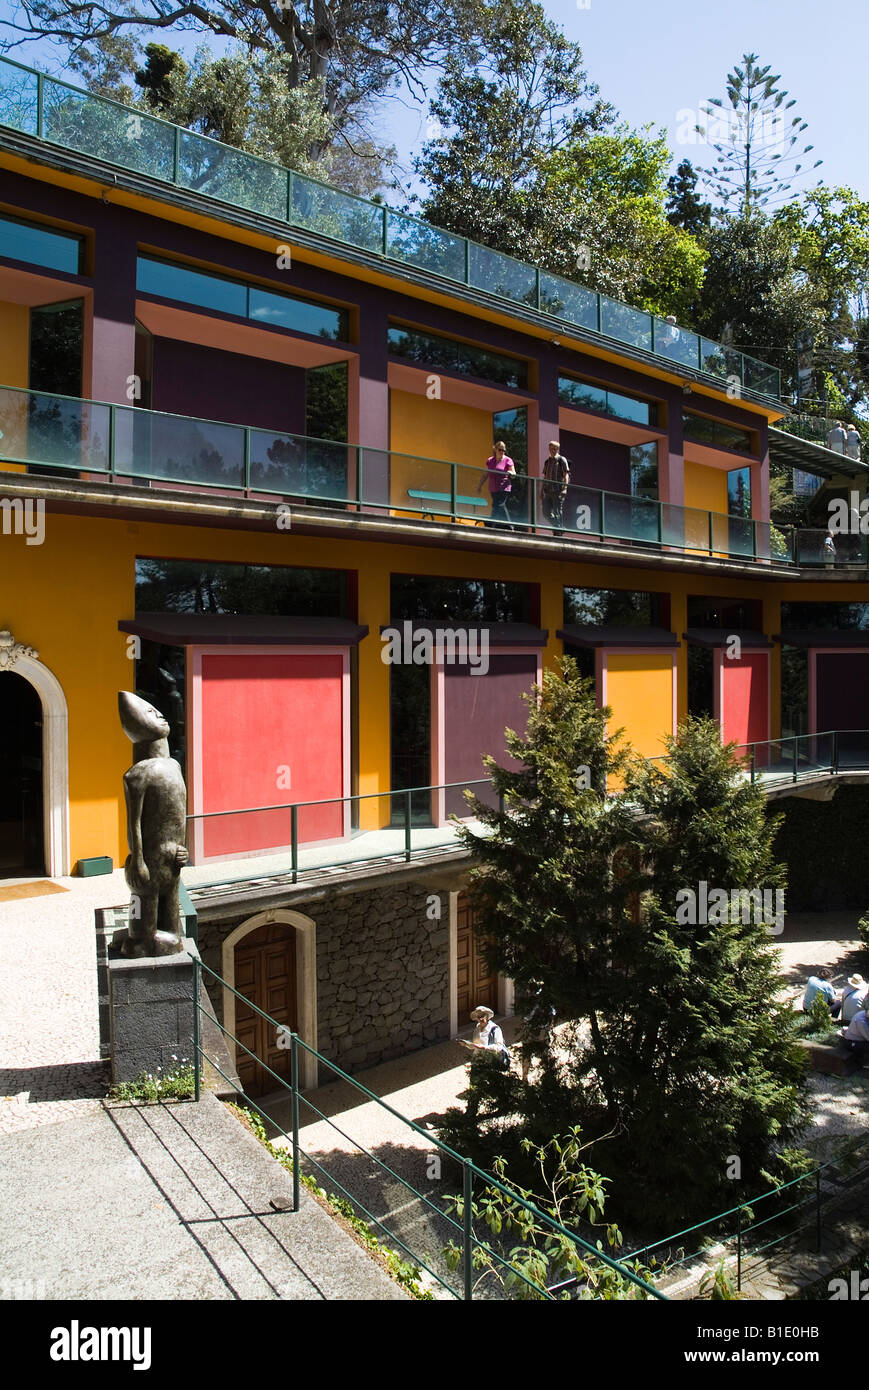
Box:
407;489;489;522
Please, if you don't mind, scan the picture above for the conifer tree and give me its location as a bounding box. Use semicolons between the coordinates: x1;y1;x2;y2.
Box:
598;716;809;1222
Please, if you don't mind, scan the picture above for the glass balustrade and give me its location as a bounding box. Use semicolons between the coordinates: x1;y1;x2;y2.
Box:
0;383;808;563
0;54;781;399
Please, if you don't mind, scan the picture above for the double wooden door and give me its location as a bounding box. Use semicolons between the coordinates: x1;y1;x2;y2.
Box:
234;923;297;1098
456;892;498;1024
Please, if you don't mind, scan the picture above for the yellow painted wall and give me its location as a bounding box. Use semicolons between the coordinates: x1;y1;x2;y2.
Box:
4;491;863;867
684;459;728;516
0;301;30;474
389;389;494;522
605;652;674;759
0;301;29;387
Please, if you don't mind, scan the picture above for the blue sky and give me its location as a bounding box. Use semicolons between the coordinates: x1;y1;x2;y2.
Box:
381;0;868;205
3;0;866;206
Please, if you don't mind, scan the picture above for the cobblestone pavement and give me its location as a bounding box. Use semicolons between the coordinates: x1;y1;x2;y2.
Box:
0;871;129;1134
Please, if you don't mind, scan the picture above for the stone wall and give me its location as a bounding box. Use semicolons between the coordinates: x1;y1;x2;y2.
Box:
196;876;451;1079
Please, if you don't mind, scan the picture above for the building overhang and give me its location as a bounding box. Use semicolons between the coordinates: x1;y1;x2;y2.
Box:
119;614;369;646
773;630;869;648
683;628;772;649
768;428;869;481
380;621;547;647
557;625;679;648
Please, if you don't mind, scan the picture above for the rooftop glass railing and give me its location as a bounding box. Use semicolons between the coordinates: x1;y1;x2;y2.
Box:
0;384;798;565
0;54;781;401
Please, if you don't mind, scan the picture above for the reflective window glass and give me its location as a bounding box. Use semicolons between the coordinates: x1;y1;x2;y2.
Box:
0;213;83;275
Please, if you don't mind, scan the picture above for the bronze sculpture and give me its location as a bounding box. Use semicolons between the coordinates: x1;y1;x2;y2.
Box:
117;691;188;957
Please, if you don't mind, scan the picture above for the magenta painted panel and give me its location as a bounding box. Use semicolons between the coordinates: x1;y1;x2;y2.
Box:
152;337;306;433
443;654;537;817
816;653;869;732
559;429;631;494
201;652;343;856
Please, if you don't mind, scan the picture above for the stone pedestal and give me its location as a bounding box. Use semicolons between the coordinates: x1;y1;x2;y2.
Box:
108;935;199;1084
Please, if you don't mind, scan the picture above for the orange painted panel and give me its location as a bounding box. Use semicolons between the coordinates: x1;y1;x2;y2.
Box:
605;652;673;759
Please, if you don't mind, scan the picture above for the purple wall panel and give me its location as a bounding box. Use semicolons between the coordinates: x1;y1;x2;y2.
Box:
816;653;869;731
151;337;306;433
559;428;631;494
444;654;537;817
1;169;767;452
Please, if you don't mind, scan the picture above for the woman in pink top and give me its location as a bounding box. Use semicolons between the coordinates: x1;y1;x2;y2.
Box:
477;439;516;528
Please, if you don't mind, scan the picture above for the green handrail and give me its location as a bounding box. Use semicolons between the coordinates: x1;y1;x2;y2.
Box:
192;953;666;1299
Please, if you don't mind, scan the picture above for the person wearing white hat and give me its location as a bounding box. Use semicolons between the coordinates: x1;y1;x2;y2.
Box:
840;975;868;1024
463;1005;509;1068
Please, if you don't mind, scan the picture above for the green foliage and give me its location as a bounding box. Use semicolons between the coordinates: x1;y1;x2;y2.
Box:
696;53;822;217
448;665;809;1232
228;1107;433;1299
109;1060;196;1102
441;1130;662;1300
859;912;869;951
415;0;704;316
699;1258;741;1300
666;160;712;238
805;991;834;1036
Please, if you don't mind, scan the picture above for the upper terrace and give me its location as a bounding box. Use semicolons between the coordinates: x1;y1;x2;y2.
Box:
0;54;783;404
0;383;864;570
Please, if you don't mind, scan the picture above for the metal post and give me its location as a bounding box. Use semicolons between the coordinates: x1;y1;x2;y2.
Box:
534;267;541;312
815;1170;821;1252
463;1163;474;1300
736;1205;742;1291
404;789;412;862
291;804;299;883
172;124;180;184
287;169;294;225
356;446;363;512
464;238;470;287
708;510;715;556
381;206;388;258
600;491;606;541
450;462;457;521
792;736;798;783
832;730;838;775
192;955;201;1103
750;745;756;783
108;403;116;483
243;427;251;496
36;71;44;139
291;1033;301;1213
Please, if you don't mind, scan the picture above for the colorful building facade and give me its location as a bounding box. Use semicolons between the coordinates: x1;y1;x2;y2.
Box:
2;58;868;1085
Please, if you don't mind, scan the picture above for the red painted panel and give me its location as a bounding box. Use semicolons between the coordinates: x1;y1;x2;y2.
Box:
721;653;768;750
201;653;343;856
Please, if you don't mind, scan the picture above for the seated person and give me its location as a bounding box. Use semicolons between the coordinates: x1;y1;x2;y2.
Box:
841;1007;869;1065
802;969;840;1014
840;974;868;1024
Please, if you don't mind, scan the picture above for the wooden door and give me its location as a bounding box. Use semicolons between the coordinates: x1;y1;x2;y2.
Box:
456;892;498;1025
234;923;297;1098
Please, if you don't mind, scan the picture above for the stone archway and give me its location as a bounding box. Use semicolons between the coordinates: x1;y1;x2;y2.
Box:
221;908;318;1091
0;630;69;877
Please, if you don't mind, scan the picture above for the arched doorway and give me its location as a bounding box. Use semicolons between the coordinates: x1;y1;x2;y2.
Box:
222;908;318;1093
0;671;44;876
0;631;70;878
455;891;499;1024
234;922;298;1098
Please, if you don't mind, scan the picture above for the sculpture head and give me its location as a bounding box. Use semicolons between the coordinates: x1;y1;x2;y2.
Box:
118;691;170;744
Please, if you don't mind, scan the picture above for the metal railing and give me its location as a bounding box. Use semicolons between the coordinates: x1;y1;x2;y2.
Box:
735;729;869;785
182;734;869;887
0;383;797;563
191;955;665;1300
624;1137;868;1293
184;777;498;885
0;53;780;399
